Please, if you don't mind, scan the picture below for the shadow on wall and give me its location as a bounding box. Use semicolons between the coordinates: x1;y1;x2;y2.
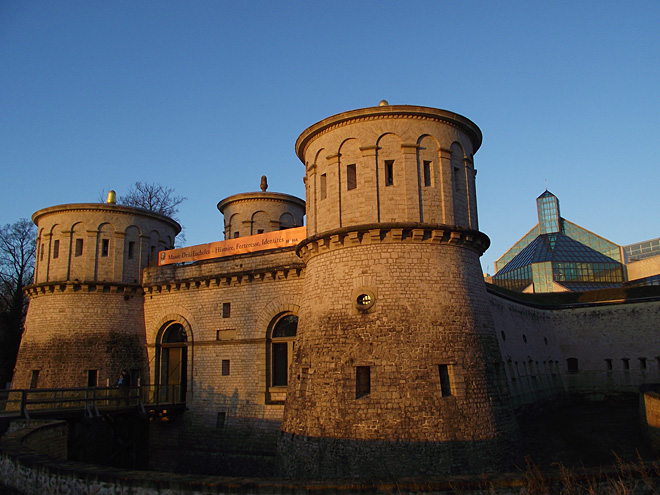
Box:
149;385;282;476
277;433;521;480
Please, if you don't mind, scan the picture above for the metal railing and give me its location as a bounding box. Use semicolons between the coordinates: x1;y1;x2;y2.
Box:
0;384;184;420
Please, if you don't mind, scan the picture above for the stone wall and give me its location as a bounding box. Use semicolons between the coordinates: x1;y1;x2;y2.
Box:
13;289;146;389
280;233;520;479
490;291;660;405
142;247;304;473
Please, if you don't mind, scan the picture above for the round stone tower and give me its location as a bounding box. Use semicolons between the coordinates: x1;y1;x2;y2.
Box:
14;200;180;389
217;176;305;239
278;104;520;478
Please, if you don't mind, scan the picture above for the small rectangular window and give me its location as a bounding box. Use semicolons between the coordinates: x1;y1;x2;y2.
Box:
385;160;394;186
453;167;460;191
639;357;647;370
87;370;98;388
439;364;452;397
53;240;60;259
257;229;264;234
320;173;327;200
346;164;357;190
233;231;239;239
222;302;231;318
356;366;370;399
423;161;432;187
101;239;109;257
30;370;39;389
128;241;135;259
75;238;84;257
605;358;613;371
40;243;44;261
622;358;630;371
566;358;579;372
216;412;226;429
222;360;230;376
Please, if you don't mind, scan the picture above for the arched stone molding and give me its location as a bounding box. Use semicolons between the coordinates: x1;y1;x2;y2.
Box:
417;134;443;224
376;132;405;223
256;297;301;334
450;141;469;227
250;210;271;235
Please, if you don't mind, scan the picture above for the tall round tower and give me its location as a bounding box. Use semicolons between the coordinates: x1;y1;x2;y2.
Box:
278;104;520;478
14;200;180;390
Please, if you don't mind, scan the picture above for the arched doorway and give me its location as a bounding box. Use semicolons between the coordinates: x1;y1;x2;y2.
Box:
159;323;188;402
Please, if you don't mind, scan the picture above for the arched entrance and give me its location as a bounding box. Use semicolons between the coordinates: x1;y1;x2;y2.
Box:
158;323;188;402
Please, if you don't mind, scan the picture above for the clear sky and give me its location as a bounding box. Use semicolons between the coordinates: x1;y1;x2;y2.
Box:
1;1;658;274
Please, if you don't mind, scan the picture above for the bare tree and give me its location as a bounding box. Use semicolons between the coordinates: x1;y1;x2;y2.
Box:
0;219;36;384
119;182;186;219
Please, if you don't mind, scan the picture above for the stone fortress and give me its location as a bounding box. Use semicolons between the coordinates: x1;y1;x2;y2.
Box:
12;103;660;479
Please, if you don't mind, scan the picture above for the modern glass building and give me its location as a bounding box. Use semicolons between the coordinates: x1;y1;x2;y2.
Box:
492;191;624;293
623;237;660;263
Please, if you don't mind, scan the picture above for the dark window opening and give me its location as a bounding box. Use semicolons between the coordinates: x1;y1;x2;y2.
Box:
128;241;135;259
320;173;327;200
233;231;239;239
605;359;613;371
216;412;226;429
439;364;452;397
347;164;357;190
75;239;84;257
269;315;297;389
40;244;44;261
272;343;288;386
423;161;432;187
356;366;371;399
222;302;231;318
622;358;630;370
87;370;98;387
640;357;647;370
53;240;60;259
522;334;527;343
453;167;460;191
222;360;230;376
566;358;579;373
385;160;394;186
257;229;264;234
30;370;39;389
101;239;109;257
500;331;506;341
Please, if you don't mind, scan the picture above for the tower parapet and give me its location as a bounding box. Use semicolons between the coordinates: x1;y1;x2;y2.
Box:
278;104;520;478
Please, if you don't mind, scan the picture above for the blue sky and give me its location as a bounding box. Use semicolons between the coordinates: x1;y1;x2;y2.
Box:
1;1;658;273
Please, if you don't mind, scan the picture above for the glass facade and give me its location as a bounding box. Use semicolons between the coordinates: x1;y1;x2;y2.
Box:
562;221;622;262
623;238;660;263
537;191;561;234
494;226;539;273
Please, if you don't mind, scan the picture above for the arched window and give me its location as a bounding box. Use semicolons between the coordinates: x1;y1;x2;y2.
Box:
158;323;188;402
268;314;297;389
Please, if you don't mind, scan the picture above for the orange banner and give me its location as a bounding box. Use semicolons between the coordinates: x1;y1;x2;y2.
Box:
158;227;306;265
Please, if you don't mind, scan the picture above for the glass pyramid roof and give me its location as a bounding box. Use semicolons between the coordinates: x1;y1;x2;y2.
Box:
496;232;620;276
